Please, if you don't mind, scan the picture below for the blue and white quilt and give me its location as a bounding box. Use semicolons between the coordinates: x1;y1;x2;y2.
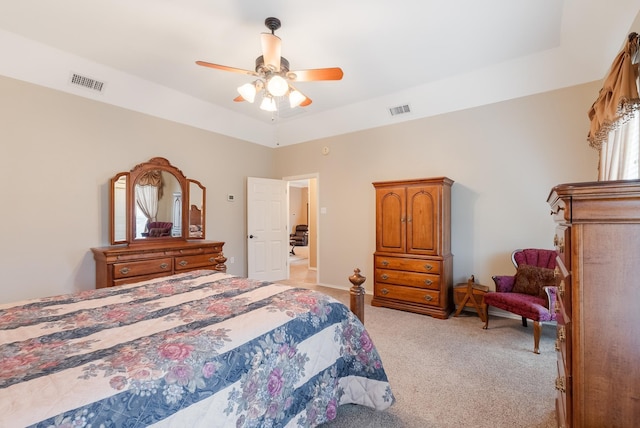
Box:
0;270;394;427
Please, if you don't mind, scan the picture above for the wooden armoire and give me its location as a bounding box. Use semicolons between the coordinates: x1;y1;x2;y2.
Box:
372;177;453;319
548;180;640;427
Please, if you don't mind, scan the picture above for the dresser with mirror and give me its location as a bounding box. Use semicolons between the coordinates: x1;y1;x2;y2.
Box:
91;157;225;288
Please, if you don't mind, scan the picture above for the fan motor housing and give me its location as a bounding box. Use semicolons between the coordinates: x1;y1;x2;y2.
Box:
255;55;290;74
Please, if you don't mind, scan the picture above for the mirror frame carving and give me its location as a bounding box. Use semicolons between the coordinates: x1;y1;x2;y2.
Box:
109;157;206;245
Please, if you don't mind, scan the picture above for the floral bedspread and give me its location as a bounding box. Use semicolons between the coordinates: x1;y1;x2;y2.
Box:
0;270;394;427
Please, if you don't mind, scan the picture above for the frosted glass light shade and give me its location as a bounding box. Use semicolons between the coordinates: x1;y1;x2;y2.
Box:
260;96;277;112
289;90;306;108
267;75;288;97
237;83;257;103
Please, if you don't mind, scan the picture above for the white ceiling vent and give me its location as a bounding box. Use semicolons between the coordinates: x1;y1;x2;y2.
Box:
69;72;105;93
389;104;411;117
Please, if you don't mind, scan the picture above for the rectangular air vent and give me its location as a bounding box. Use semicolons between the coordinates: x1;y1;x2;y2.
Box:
69;73;105;93
389;104;411;116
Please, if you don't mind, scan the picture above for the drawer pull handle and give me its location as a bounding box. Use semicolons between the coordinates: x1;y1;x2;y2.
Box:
381;260;389;266
424;279;433;286
424;295;433;301
160;263;169;269
179;260;188;267
381;274;389;280
553;234;565;253
555;376;566;393
558;280;565;298
381;288;389;295
209;257;215;263
424;264;433;271
119;267;130;275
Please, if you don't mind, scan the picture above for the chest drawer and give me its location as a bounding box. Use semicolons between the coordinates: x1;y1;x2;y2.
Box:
375;268;440;290
175;253;218;271
374;283;440;306
113;258;173;279
375;256;441;274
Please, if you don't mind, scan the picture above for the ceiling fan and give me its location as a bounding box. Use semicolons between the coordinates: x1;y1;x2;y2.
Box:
196;17;343;112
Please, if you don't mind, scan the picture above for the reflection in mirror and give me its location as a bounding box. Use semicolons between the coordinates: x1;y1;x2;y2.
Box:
189;180;205;239
112;175;127;243
109;157;205;244
134;170;182;239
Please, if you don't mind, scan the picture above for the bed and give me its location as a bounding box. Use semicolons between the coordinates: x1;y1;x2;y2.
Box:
189;204;203;238
0;270;394;427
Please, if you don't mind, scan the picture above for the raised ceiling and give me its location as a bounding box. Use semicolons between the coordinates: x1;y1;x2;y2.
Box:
0;1;637;147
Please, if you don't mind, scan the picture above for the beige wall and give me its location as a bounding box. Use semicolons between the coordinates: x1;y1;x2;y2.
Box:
273;82;600;292
0;75;274;304
0;74;601;304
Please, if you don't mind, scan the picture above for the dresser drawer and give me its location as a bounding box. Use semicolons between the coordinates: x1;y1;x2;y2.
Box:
113;258;173;279
375;268;440;290
175;253;218;271
374;256;441;274
374;283;440;306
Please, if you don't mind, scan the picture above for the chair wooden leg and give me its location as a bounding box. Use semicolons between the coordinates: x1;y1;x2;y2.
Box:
482;306;489;330
533;321;541;354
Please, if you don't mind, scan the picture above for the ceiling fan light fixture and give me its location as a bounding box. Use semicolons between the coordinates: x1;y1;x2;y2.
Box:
237;82;258;103
289;89;306;108
267;75;288;97
260;95;277;112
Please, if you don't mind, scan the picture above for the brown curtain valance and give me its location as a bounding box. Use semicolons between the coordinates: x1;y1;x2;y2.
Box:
137;170;164;198
587;33;640;150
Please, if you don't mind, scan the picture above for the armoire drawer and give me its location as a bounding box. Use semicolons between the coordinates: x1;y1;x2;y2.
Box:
175;253;218;271
375;268;441;290
374;256;441;274
112;257;173;279
375;283;440;306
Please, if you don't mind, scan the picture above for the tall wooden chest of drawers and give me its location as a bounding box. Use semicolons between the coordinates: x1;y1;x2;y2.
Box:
547;180;640;427
91;240;226;288
372;177;453;319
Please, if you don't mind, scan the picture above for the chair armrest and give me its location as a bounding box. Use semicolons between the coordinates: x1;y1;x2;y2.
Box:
542;286;557;311
492;275;515;293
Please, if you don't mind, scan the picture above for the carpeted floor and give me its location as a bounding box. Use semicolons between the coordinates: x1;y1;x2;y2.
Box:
280;272;558;428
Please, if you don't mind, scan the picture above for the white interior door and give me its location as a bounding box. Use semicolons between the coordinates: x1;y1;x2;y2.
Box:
247;177;288;281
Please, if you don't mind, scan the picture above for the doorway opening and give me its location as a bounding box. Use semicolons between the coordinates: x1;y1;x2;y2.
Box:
286;175;318;286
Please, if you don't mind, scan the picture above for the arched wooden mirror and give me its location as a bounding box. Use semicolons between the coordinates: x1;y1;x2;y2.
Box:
109;157;206;244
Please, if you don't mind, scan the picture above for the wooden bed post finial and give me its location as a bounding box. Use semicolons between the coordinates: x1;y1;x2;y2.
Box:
349;268;366;323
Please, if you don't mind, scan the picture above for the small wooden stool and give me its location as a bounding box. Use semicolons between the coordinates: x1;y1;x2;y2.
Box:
453;275;489;323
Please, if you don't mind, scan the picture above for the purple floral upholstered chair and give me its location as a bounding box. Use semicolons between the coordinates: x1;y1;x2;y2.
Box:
483;248;558;354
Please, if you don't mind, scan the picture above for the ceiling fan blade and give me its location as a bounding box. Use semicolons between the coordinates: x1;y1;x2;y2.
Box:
195;61;257;76
300;97;312;107
233;95;245;102
288;67;343;82
261;33;282;71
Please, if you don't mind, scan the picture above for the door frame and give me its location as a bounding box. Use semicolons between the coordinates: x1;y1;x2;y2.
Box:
284;173;320;279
